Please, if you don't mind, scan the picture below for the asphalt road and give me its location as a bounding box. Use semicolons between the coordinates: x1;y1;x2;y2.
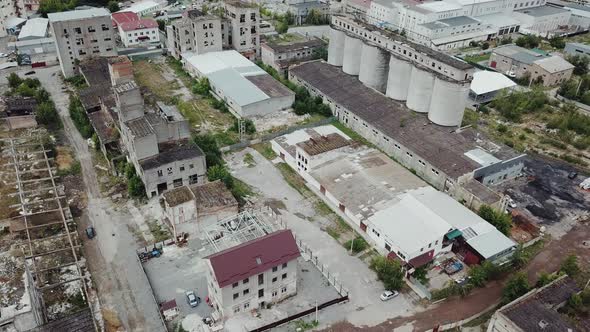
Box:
34;66;166;332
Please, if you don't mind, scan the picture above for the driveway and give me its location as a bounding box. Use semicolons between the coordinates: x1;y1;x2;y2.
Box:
225;148;419;329
33;66;166;332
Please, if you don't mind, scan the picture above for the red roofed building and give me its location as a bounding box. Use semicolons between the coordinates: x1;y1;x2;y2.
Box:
112;12;160;47
206;229;300;317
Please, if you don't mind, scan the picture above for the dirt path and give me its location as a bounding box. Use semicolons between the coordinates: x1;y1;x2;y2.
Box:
321;223;590;331
37;66;166;332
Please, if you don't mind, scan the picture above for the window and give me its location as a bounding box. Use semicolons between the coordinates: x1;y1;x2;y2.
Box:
74;27;82;34
272;290;278;296
258;289;264;298
272;277;277;283
272;266;278;272
258;273;264;285
282;273;287;280
243;278;249;284
233;293;239;300
233;306;240;313
372;229;380;237
189;164;194;169
282;263;287;269
167;167;173;175
180;166;185;172
385;243;391;251
244;302;250;309
88;26;95;32
101;24;109;31
243;289;249;296
281;287;287;293
232;282;239;288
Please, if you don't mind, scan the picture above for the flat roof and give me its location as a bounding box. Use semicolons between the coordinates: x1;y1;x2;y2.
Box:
140;144;204;170
264;34;326;53
516;5;569;17
566;42;590;51
533;56;574;73
18;18;48;40
478;13;522;27
290;61;519;179
273;124;352;158
417;1;462;12
493;44;547;65
245;74;294;98
190;180;238;209
470;70;517;95
48;8;110;22
120;0;161;13
88;109;118;143
126;117;154;138
182;50;262;76
163;186;193;207
424;16;480;29
296;133;351;156
225;0;258;8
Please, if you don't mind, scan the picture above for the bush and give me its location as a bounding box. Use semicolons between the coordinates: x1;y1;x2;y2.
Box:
515;35;540;49
230;118;256;135
370;256;404;291
491;88;549;122
560;254;581;277
567;55;590;76
192;78;210;96
478;205;512;236
128;175;146;198
68;96;94;138
36;101;60;127
344;236;368;254
502;272;530;303
194;134;223;168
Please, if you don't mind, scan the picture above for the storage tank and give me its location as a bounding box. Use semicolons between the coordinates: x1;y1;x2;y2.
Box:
385;57;412;101
406;67;435;113
327;28;345;67
428;78;470;126
359;44;390;92
342;36;362;75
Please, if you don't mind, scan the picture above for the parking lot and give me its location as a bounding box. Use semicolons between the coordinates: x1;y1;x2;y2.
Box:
495;155;590;238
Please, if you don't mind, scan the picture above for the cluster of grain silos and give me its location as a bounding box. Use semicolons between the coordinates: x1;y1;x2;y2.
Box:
326;27;470;127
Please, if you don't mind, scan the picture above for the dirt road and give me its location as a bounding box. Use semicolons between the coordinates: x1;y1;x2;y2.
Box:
321;222;590;331
36;66;166;332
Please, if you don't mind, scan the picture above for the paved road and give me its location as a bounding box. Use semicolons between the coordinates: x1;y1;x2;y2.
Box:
35;66;166;332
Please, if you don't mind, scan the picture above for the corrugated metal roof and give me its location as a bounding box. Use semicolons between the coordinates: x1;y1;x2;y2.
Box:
466;229;516;259
208;68;269;106
48;8;110;22
18;18;48;40
470;70;516;95
533;56;574;73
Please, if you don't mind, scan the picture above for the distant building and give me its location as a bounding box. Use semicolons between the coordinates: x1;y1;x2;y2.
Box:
564;42;590;57
161;180;239;238
166;9;223;59
288;0;330;26
182;50;294;118
489;45;573;86
48;8;117;78
17;18;48;41
560;3;590;30
344;0;371;17
261;33;326;75
112;11;160;47
206;229;300;317
120;0;164;16
223;1;260;60
487;275;580;332
512;5;571;36
0;0;24;37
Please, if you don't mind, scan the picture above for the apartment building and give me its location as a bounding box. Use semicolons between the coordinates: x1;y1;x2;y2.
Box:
112;11;160;47
48;8;117;78
223;0;260;60
206;230;300;317
166;9;223;59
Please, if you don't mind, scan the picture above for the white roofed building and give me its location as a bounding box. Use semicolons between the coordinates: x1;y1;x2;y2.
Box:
120;0;165;16
17;18;48;41
181;50;294;118
469;70;517;103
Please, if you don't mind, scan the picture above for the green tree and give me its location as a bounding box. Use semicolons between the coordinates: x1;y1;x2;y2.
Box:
567;55;590;76
230;118;256;134
124;163;136;179
413;267;428;285
284;11;295;25
312;46;328;61
194;134;223;168
107;0;120;12
536;271;558;287
128;175;146;198
370;256;405;291
560;254;581;277
39;0;77;16
503;272;530;303
275;21;288;34
549;36;565;49
34;88;50;104
192;78;210;95
305;9;326;25
207;165;234;189
478;205;512;236
36;102;60;126
7;73;22;89
157;19;165;31
481;42;490;50
68;96;94;138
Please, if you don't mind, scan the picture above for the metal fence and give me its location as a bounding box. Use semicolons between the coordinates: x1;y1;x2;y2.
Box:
221;117;335;152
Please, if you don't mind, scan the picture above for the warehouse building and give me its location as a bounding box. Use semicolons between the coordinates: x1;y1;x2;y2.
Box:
289;61;525;207
469;70;517;103
272;125;517;267
182;50;294;118
261;33;326;76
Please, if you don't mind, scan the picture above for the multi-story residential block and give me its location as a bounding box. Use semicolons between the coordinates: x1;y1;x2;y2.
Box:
112;11;160;47
261;33;326;75
223;0;260;59
166;9;223;59
48;8;117;78
206;229;300;317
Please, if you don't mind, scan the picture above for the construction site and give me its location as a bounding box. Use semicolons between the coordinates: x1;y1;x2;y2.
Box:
0;128;98;331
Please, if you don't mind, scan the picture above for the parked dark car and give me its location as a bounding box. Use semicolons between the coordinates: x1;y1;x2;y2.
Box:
568;171;578;179
85;226;96;239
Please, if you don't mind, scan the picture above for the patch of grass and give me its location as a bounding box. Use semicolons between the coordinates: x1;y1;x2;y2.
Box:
462;108;480;127
276;163;313;197
331;119;373;147
243;153;256;167
252;142;278;160
326;226;341;239
56;160;81;177
464;53;491;63
314;200;333;216
133;60;181;103
294;319;319;330
213;131;240;147
344;236;369;254
463;305;498;327
231;178;255;202
147;220;171;242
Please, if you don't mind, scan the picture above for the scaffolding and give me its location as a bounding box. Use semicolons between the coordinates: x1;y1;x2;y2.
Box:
202;207;284;257
0;132;97;330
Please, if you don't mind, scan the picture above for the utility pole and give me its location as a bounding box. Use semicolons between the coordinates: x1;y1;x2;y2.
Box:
315;300;318;323
238;118;245;142
349;237;354;254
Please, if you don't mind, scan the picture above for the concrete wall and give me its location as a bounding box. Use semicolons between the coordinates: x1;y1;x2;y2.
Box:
207;259;298;317
116;86;144;123
530;62;573;87
141;155;207;197
119;26;160;47
192;17;223;54
163;200;197;234
49;14;117;77
224;3;260;59
240;94;295;118
475;155;526;186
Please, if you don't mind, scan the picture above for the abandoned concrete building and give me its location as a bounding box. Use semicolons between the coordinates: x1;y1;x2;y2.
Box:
166;9;223;59
261;33;327;76
1;96;38;130
161;180;239;238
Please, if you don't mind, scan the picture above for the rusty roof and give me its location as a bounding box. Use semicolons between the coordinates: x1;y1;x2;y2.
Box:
189;180;237;209
162;186;194;207
296;133;350;156
206;229;300;288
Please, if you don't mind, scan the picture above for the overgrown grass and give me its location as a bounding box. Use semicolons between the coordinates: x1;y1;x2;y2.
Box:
344;236;369;254
464;53;491;63
147;220;171;242
276;163;313;197
331;119;372;147
243;153;256;167
252;142;278;160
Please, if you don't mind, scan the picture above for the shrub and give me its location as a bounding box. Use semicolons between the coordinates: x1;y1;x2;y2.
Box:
68;96;94;138
478;205;512;235
128;175;146;198
194;134;223;168
370;256;404;291
560;254;581;277
502;272;530;303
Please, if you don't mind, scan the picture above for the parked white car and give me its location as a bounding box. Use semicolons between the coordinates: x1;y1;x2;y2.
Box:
380;290;399;301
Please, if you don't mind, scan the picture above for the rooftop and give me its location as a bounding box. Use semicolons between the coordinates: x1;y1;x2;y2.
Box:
48;8;110;22
114;81;139;94
120;18;158;31
417;1;462;13
516;5;569;17
245;74;294;99
156;102;184;121
111;11;139;27
566;42;590;51
187;9;219;21
422;16;480;30
492;44;549;64
126;117;154;138
79;83;111;110
498;276;579;332
470;70;517;95
264;34;326;53
289;61;518;179
206;230;300;288
87;108;118;143
533;55;574;73
162;186;193;207
120;0;162;14
225;0;259;8
296;132;351;156
140;144;204;170
17;18;48;40
190;180;238;209
79;57;110;86
5;97;37;114
477;13;522;27
273;124;352;158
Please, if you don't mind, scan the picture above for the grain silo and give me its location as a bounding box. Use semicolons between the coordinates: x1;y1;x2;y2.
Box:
358;43;390;92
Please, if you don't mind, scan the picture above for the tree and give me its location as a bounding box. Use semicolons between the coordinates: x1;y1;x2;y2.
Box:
312;46;328;61
503;272;530;303
207;165;234;189
128;175;146;198
370;256;405;291
230;118;256;134
478;205;512;236
305;9;326;25
413;267;428;285
194;134;222;168
567;55;590;76
275;21;288;34
38;0;77;16
192;78;210;96
515;35;540;49
481;42;490;50
549;36;565;49
560;254;581;277
536;271;558;287
7;73;22;89
36;102;60;126
157;19;165;32
107;0;120;12
124;163;136;179
284;11;295;25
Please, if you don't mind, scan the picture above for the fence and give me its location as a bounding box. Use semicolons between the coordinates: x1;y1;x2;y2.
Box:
293;236;349;298
247;295;349;332
220;117;335;152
